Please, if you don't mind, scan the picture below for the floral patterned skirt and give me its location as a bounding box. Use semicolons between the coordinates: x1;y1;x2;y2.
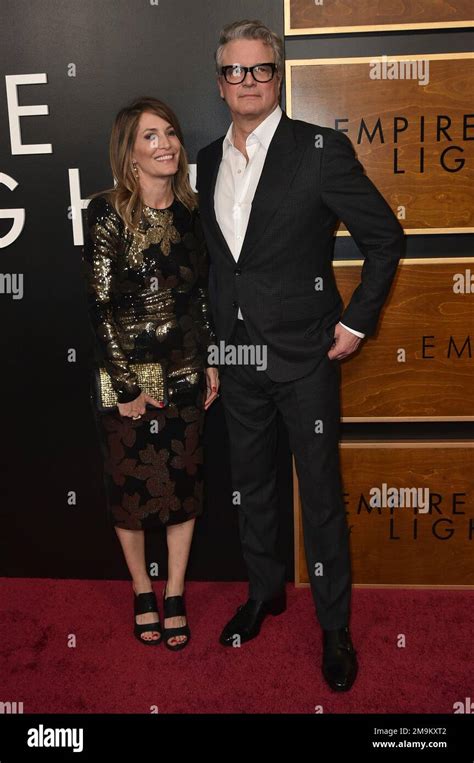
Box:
92;374;206;531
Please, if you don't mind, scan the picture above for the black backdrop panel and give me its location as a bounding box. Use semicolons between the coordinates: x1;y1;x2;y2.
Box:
0;0;288;581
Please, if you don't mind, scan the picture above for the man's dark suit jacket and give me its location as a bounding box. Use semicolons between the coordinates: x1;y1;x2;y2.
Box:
196;111;405;382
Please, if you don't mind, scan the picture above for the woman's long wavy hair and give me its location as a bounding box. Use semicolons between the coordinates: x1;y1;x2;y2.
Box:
90;96;197;232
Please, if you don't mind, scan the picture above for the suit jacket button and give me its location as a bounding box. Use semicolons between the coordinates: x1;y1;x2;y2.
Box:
232;300;238;308
234;268;241;275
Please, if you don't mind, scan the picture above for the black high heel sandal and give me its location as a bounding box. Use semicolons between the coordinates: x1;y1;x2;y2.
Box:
133;591;162;646
163;588;190;651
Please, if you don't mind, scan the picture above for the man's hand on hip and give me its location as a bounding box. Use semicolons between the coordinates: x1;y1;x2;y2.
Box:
327;323;362;360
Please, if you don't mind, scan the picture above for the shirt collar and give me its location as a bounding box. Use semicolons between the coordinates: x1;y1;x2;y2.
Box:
223;104;282;153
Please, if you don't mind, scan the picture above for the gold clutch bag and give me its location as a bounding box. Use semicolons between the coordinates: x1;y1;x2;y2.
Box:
93;362;168;412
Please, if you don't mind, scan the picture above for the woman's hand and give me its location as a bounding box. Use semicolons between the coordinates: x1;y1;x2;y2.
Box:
117;392;164;419
204;367;219;411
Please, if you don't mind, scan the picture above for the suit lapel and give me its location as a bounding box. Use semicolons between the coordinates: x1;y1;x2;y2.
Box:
200;140;235;262
202;112;302;266
237;113;300;267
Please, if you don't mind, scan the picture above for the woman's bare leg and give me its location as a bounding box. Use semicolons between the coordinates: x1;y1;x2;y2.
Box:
164;518;196;646
115;526;160;642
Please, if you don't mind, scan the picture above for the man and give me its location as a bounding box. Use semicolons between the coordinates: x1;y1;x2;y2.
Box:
196;20;405;692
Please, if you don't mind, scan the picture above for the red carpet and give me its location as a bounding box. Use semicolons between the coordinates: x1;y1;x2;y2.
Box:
1;579;472;714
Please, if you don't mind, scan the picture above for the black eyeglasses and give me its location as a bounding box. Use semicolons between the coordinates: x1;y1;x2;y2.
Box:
220;63;278;84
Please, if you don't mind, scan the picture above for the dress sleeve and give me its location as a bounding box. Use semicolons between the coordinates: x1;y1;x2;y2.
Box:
82;195;142;403
189;208;218;366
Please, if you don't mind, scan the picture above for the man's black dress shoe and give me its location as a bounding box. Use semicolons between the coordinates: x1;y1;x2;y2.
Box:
219;593;286;646
322;626;358;691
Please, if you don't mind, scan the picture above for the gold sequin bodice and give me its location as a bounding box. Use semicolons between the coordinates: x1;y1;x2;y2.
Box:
82;195;216;404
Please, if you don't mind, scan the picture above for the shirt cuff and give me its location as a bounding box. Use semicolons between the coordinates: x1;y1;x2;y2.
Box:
339;321;365;339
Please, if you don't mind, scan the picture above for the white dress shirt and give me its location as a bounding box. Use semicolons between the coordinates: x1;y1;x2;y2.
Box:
214;104;364;338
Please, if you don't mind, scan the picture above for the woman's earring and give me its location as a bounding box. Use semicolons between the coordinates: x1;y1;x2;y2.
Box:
132;161;139;178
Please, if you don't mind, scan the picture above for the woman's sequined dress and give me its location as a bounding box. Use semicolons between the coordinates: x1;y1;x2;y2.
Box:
82;194;216;530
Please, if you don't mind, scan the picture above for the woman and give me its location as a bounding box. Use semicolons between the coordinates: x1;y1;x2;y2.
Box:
82;96;219;650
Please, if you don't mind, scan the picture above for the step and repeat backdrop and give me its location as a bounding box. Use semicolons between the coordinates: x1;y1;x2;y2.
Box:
1;0;472;586
285;1;474;587
0;0;291;581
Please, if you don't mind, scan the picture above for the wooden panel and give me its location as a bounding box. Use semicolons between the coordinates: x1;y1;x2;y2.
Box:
334;259;474;420
294;442;474;588
285;0;474;35
286;54;474;234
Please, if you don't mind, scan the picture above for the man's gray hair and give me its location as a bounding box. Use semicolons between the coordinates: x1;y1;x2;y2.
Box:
215;19;284;75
